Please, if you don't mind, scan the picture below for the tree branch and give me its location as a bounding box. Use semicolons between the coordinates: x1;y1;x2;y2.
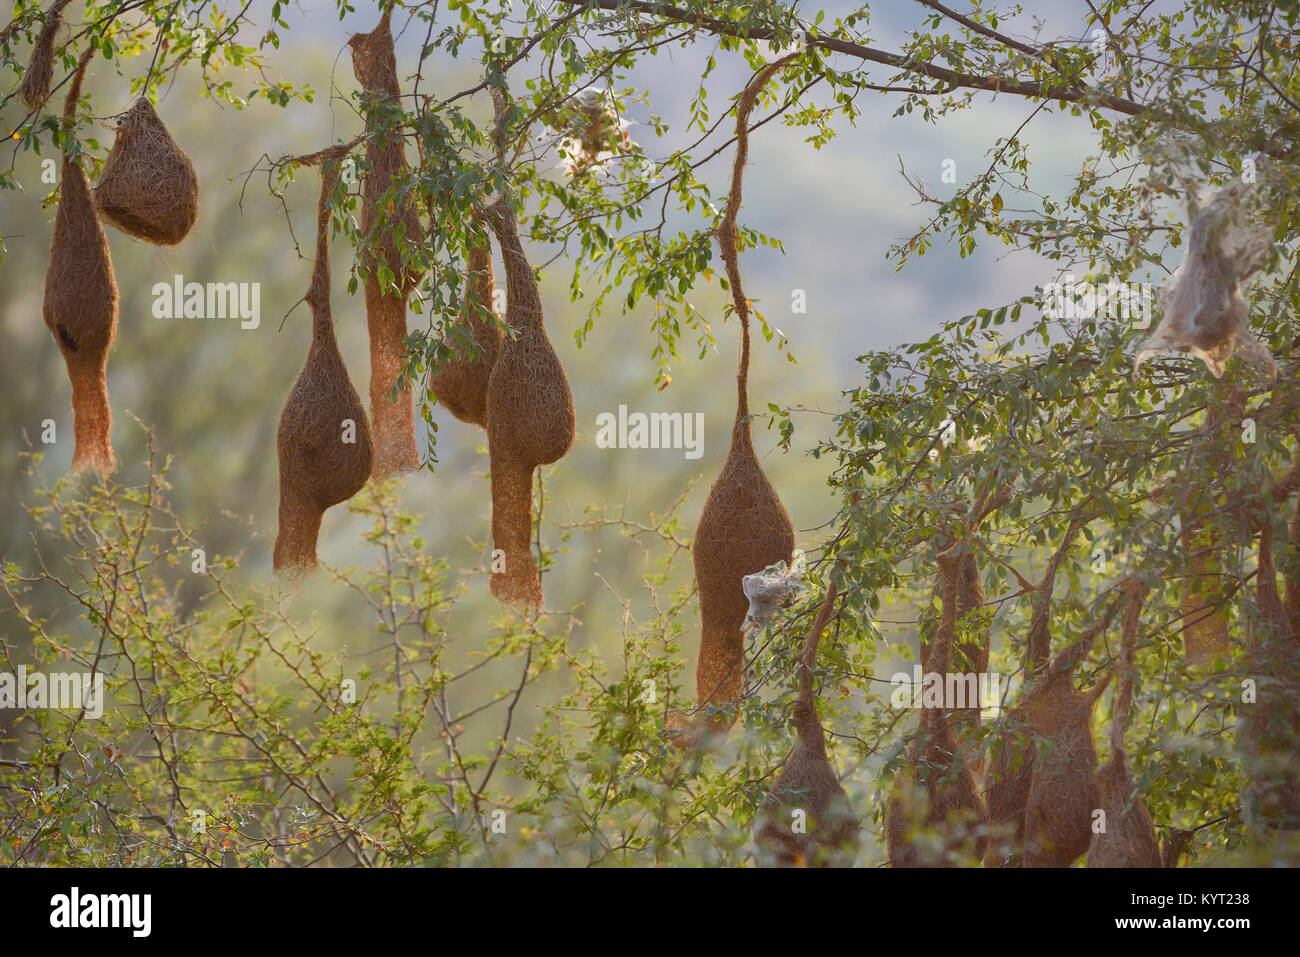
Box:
552;0;1149;117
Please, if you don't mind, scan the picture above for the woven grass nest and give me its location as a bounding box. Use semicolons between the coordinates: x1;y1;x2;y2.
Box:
984;598;1126;867
94;97;198;246
673;58;797;747
273;146;373;574
483;197;574;608
1087;582;1162;867
17;0;72;110
43;49;119;475
918;539;990;721
1175;394;1238;665
1179;516;1230;665
754;583;860;867
1240;512;1300;834
885;545;988;867
429;219;501;427
349;6;423;477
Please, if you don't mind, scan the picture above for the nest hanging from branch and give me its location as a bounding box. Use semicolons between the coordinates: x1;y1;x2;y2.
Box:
43;48;119;475
1175;390;1238;665
1240;483;1300;836
1135;173;1277;380
273;145;374;574
429;217;501;427
1087;581;1162;867
673;57;797;747
985;599;1121;867
885;544;988;867
17;0;72;110
754;582;860;867
918;491;1007;721
483;197;574;608
349;6;423;477
1179;515;1231;665
94;97;198;245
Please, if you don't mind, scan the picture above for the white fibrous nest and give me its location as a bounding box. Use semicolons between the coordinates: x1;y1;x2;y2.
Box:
1135;173;1278;379
555;88;631;176
754;31;807;62
742;551;808;634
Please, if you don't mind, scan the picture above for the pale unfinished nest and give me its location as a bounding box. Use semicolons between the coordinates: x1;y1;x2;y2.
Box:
553;87;629;175
742;550;807;634
1135;171;1277;379
17;0;72;110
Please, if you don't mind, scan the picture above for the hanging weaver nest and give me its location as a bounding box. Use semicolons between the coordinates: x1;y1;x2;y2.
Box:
93;97;198;245
1179;514;1230;665
273;145;374;575
672;57;797;747
429;218;501;427
349;6;423;477
1240;484;1300;836
483;197;575;608
43;48;118;475
1176;390;1239;665
544;87;629;177
885;545;988;867
918;492;1007;725
17;0;72;110
1087;581;1162;867
754;582;860;867
985;600;1121;867
1134;170;1277;380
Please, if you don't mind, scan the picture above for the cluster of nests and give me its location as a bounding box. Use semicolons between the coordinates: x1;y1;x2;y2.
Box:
755;545;1185;869
22;6;1294;866
19;6;578;602
25;1;199;477
753;442;1300;868
274;9;577;593
721;150;1295;868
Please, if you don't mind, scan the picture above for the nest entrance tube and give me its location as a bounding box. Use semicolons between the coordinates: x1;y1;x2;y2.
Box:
676;58;798;745
985;600;1120;867
483;198;575;608
1240;494;1300;836
94;98;198;245
885;545;988;867
272;146;374;575
754;583;860;867
429;219;501;427
349;7;423;477
43;49;119;475
1087;582;1162;867
1176;390;1237;665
